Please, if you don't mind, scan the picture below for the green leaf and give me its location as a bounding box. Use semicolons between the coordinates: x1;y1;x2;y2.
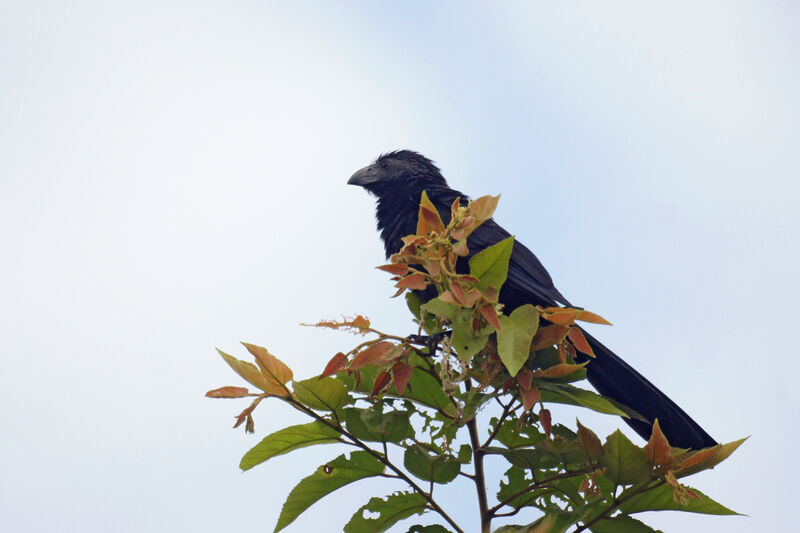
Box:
600;430;651;485
292;377;351;411
340;366;456;416
344;491;427;533
406;291;423;319
274;451;385;532
469;236;514;291
484;446;560;470
240;421;340;471
493;500;603;533
343;407;411;444
457;443;473;464
590;515;662;532
619;483;740;515
407;525;453;533
403;444;460;484
539;383;640;419
420;298;492;362
497;304;539;376
497;466;536;509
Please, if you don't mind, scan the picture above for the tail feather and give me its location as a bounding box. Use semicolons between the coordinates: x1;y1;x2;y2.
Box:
577;328;717;450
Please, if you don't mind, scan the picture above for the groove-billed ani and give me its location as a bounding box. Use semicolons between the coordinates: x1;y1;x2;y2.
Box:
348;150;716;450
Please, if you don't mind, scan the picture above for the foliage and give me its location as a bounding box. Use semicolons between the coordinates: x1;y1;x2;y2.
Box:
207;192;743;532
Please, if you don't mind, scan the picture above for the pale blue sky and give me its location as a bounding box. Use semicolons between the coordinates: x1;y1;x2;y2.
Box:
1;2;797;531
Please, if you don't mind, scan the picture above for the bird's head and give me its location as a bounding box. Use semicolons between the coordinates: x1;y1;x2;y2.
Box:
347;150;446;196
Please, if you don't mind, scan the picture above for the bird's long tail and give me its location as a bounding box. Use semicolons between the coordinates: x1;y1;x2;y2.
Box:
577;328;717;450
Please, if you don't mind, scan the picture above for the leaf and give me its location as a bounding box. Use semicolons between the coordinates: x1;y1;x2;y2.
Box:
343;407;411;443
216;348;274;393
242;343;293;397
575;310;612;325
480;303;502;330
531;362;588;379
497;304;539;376
392;362;413;395
407;525;453;533
351;342;395;370
619;483;740;515
576;419;604;460
344;492;427;533
274;451;385;532
469;236;514;291
292;377;351;411
322;352;348;378
352;315;370;329
396;273;428;291
532;325;570;350
600;430;651;485
589;515;662;532
567;327;595;357
538;383;633;418
377;263;409;276
469;194;500;221
240;421;340;471
521;386;541;412
674;437;746;478
539;408;552;438
205;386;250;398
417;190;444;236
403;444;460;484
371;370;392;396
451;308;492;362
643;419;673;468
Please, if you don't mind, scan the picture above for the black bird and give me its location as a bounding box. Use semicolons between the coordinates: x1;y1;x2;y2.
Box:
348;149;716;450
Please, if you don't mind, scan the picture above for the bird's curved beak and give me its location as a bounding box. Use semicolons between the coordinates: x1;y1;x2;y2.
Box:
347;165;382;187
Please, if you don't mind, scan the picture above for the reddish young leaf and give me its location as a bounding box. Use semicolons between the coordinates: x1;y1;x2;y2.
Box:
233;403;257;430
376;264;409;276
420;206;445;234
516;368;533;390
416;191;443;235
371;370;392;396
350;341;395;370
532;325;571;350
392;362;413;395
352;315;370;330
206;386;250;398
453;240;469;257
450;281;468;305
567;327;596;358
322;352;348;378
576;420;604;459
439;290;459;305
395;273;428;291
479;303;502;330
521;385;541;412
539;408;552;438
242;343;294;397
644;419;674;468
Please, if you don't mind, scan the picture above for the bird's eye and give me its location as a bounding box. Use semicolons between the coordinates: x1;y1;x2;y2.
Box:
380;161;388;169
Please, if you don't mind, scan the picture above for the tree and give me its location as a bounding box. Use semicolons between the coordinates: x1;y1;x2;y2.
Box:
207;193;743;532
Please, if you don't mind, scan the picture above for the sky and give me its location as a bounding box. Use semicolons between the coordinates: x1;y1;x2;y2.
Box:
1;1;798;531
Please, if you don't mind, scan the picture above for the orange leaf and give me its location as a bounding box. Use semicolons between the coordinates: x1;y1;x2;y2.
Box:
395;273;428;291
242;343;293;397
450;281;468;304
576;420;604;459
351;341;395;370
675;446;719;473
352;315;370;330
532;325;570;350
322;352;348;378
469;195;500;221
644;419;674;468
216;348;274;393
376;264;409;276
521;385;541;412
576;310;612;325
392;362;413;395
542;308;581;325
416;191;443;235
453;240;469;257
531;362;588;379
206;386;250;398
480;303;501;330
567;327;596;358
371;370;392;396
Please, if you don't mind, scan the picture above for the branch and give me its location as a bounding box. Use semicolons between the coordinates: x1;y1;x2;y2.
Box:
286;397;465;533
465;380;491;533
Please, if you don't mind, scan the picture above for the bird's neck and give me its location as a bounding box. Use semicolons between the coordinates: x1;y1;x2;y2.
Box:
376;188;422;258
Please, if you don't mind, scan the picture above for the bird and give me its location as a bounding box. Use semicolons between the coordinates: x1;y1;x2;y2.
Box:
348;149;717;450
